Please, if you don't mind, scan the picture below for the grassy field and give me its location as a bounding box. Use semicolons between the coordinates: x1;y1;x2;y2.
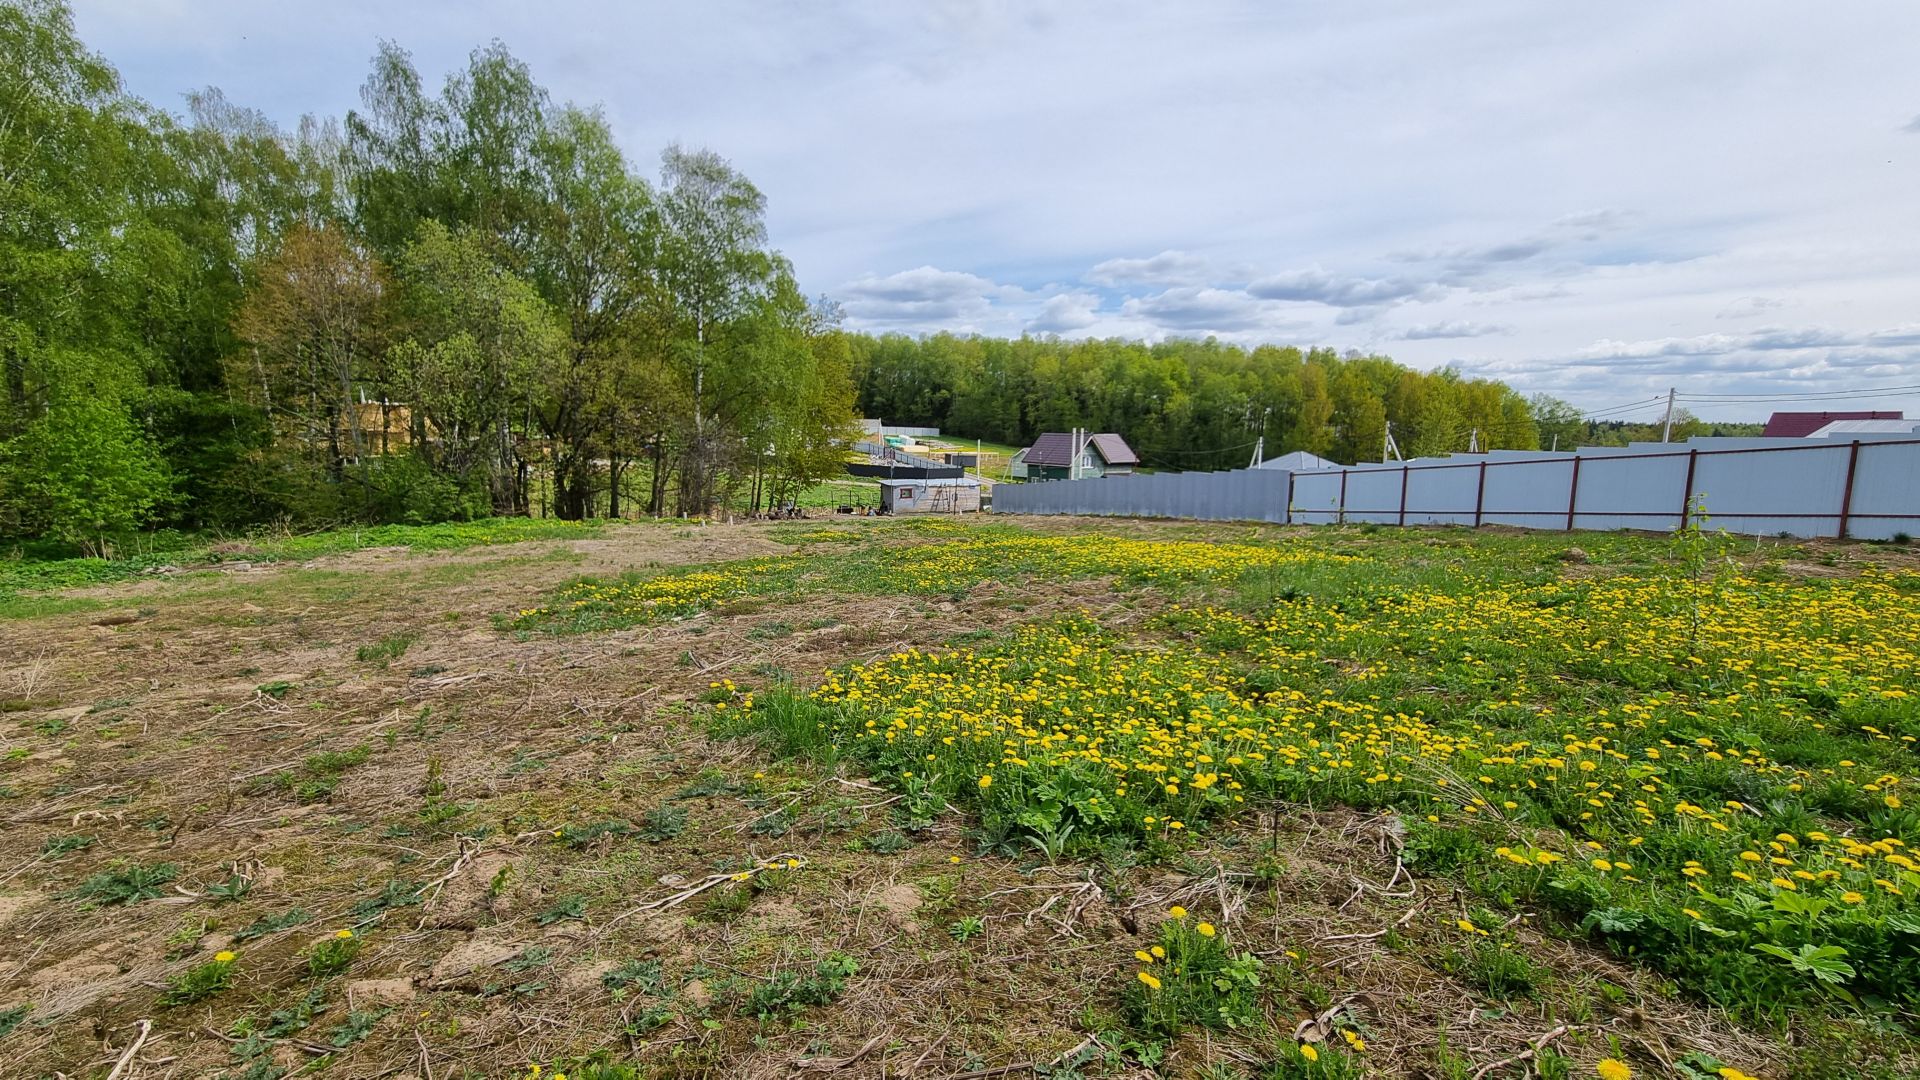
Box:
0;516;1915;1079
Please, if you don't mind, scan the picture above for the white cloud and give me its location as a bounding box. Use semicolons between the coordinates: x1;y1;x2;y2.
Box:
1246;267;1437;307
68;0;1920;415
1717;296;1785;319
1085;250;1210;287
836;265;1022;326
1120;287;1292;333
1028;292;1101;333
1400;321;1511;340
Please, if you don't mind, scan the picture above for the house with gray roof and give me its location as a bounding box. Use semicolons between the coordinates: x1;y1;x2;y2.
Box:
1010;432;1139;480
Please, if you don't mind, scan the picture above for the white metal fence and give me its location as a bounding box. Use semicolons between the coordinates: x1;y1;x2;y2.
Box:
991;437;1920;540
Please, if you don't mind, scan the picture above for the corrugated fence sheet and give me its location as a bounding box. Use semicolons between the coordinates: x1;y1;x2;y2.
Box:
988;437;1920;540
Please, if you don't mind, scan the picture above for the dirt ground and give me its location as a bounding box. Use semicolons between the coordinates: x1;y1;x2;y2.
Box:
0;519;1848;1078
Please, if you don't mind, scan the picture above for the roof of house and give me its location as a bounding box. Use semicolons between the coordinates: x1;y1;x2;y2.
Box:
1022;432;1140;468
1255;450;1340;471
1761;410;1904;438
1807;419;1920;437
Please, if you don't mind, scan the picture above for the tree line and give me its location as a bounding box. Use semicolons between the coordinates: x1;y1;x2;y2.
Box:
850;335;1544;470
5;1;1725;552
2;0;854;550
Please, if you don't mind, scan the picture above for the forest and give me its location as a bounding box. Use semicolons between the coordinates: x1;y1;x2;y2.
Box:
2;0;856;550
1;0;1749;552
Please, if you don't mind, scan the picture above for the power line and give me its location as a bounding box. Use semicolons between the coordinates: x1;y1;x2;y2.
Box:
1677;382;1920;400
1580;397;1668;420
1677;390;1920;406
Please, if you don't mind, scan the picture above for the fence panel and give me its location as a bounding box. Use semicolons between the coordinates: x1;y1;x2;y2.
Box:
1405;464;1479;527
1341;467;1404;524
1290;471;1342;524
1690;443;1850;537
987;439;1917;540
1481;458;1578;528
1571;452;1689;532
1838;441;1920;541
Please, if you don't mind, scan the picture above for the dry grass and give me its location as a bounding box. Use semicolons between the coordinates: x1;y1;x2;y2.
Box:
0;517;1898;1078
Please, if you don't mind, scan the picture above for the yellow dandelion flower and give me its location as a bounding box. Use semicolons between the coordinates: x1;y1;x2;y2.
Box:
1197;922;1216;937
214;950;236;963
1136;970;1161;990
1596;1059;1632;1080
1300;1044;1319;1062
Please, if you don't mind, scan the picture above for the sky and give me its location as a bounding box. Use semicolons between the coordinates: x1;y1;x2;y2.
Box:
70;0;1920;421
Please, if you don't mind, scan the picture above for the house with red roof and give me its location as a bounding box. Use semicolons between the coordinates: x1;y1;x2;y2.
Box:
1761;410;1903;438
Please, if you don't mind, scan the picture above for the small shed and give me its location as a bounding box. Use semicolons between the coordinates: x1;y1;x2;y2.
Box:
879;477;983;514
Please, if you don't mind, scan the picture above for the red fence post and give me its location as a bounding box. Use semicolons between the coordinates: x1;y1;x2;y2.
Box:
1679;449;1699;531
1474;462;1487;527
1398;465;1410;527
1565;456;1583;532
1837;440;1862;540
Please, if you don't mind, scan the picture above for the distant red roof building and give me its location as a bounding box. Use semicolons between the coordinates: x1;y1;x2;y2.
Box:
1761;410;1904;439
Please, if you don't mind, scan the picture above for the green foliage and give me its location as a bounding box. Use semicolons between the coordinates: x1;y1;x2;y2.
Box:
39;834;94;858
259;985;328;1037
739;952;858;1018
64;861;178;906
161;954;237;1006
865;830;911;854
1260;1043;1367;1079
501;946;554;973
3;398;173;549
305;932;361;978
0;1003;30;1040
355;633;416;665
325;1008;390;1047
536;895;588;925
1124;913;1265;1037
349;879;423;919
639;804;689;842
602;959;665;994
234;908;311;942
852;335;1541;468
1442;937;1541;1001
556;819;638;848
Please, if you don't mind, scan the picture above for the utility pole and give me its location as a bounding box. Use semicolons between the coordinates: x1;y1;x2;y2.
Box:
1248;434;1264;469
1382;421;1403;463
1659;387;1677;443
